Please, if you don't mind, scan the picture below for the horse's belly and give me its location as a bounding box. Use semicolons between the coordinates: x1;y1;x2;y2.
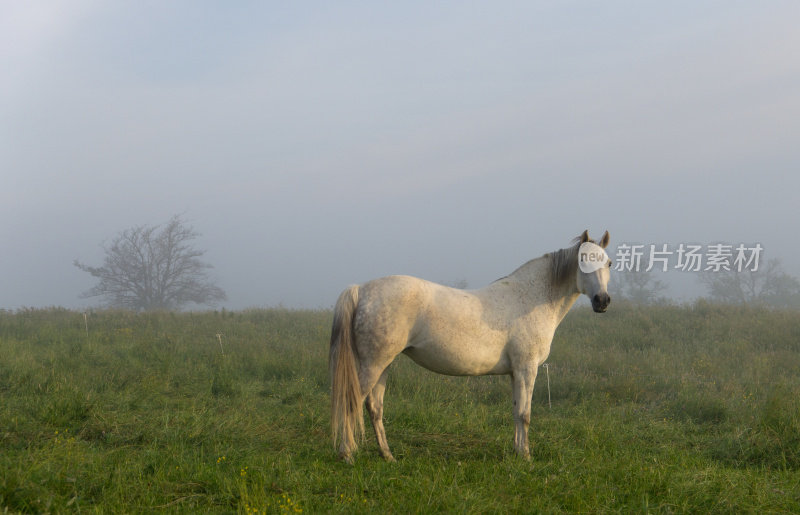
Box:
402;337;509;376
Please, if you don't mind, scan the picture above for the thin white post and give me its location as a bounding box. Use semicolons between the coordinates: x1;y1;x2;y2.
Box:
543;363;552;409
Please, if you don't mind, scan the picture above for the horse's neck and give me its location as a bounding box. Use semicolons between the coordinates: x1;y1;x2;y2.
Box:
549;287;581;326
509;254;580;325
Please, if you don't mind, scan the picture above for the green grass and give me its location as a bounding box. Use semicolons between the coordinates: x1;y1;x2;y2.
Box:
1;304;799;513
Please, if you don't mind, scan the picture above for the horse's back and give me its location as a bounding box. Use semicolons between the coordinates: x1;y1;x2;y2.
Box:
355;275;466;332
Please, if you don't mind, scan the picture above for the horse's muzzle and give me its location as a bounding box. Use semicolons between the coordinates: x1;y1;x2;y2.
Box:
592;293;611;313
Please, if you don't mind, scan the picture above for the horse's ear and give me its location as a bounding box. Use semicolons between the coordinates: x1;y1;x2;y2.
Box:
579;230;590;244
599;230;610;249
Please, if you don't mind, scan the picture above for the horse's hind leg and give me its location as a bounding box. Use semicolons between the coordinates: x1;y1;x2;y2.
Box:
365;367;395;462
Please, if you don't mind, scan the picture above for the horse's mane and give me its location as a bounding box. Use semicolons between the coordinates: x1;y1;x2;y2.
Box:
548;237;583;288
497;234;587;288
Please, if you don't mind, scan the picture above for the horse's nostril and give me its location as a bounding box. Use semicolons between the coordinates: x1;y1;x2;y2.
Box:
593;293;610;308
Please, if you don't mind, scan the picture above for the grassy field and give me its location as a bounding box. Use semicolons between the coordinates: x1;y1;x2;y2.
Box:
1;303;799;513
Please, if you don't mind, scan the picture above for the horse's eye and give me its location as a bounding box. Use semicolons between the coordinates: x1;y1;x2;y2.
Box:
608;260;613;268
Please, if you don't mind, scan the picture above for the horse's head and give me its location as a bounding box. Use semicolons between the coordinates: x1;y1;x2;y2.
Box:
576;230;612;313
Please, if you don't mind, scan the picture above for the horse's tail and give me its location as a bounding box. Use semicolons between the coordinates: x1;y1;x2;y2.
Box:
329;285;364;458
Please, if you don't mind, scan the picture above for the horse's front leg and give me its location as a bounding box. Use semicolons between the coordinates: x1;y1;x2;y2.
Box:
511;367;537;459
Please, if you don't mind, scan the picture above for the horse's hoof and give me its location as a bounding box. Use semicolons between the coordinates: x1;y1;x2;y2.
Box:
515;449;531;461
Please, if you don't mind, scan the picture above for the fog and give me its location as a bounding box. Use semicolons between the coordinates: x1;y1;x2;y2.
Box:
3;2;799;310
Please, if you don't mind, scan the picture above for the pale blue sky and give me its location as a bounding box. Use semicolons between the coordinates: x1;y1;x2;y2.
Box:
3;2;799;308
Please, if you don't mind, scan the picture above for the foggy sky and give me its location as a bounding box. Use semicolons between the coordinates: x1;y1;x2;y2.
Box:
3;2;800;310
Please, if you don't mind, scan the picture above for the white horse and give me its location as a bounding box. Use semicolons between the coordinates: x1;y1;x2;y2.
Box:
330;230;611;462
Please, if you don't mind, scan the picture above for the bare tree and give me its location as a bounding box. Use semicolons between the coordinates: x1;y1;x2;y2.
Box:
613;269;669;305
74;216;227;310
699;258;800;307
